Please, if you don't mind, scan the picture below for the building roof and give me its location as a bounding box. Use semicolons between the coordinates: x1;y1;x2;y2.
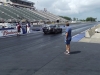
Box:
21;0;34;4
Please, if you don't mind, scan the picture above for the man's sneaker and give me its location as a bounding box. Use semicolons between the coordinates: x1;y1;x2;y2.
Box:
67;52;70;55
64;51;70;55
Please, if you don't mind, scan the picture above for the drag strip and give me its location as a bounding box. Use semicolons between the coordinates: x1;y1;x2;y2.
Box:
0;22;99;75
0;22;98;52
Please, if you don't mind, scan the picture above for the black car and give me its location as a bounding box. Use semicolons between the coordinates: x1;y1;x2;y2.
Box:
42;24;62;34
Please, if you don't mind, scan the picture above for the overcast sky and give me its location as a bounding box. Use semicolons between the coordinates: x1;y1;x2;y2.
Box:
28;0;100;20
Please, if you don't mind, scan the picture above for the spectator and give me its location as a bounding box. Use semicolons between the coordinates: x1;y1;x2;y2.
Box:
16;22;21;36
64;22;72;55
26;22;31;33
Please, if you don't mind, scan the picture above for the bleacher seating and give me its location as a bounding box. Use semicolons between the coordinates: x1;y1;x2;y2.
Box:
21;8;46;20
32;10;66;22
0;5;67;23
0;5;47;22
0;9;11;20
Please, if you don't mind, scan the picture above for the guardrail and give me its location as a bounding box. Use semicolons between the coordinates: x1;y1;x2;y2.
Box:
85;24;100;38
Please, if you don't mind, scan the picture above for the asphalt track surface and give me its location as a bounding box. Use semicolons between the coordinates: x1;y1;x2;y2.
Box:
0;22;100;75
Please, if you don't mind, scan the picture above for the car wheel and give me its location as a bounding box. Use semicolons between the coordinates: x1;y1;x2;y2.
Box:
54;30;57;34
60;29;62;33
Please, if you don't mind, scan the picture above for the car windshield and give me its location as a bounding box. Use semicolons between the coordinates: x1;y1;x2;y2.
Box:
50;25;56;27
43;25;56;27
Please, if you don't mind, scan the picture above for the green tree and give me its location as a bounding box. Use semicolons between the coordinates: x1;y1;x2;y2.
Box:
73;17;76;21
86;17;96;21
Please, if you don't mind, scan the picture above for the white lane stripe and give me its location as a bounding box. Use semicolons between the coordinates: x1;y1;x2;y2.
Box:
72;34;80;38
73;24;96;32
81;30;86;33
72;25;94;38
72;30;85;38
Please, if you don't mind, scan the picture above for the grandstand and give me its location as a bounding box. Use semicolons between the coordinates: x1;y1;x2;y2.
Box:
0;0;67;23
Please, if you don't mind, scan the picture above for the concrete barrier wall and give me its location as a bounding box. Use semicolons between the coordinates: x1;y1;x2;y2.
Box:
85;24;100;38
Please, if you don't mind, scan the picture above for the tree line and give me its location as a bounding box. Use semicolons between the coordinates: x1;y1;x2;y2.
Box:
60;16;97;21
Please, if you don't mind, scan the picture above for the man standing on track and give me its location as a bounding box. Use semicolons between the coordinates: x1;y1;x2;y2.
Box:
64;22;72;55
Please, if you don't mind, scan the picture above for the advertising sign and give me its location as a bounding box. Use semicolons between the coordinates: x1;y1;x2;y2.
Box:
0;29;22;37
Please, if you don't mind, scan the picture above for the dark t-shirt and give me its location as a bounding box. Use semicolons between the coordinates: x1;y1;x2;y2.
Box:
17;25;21;32
17;25;21;30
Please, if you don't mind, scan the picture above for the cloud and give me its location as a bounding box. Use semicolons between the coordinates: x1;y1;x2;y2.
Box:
28;0;100;20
